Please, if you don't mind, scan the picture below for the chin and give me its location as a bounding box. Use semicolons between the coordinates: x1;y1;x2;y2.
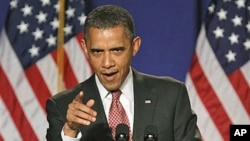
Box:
104;84;120;91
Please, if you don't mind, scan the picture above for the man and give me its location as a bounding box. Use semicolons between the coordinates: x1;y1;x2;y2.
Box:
46;5;201;141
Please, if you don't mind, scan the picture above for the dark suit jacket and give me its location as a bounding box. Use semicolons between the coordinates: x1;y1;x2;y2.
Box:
46;69;201;141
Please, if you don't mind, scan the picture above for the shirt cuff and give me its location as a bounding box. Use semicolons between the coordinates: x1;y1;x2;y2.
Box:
61;128;82;141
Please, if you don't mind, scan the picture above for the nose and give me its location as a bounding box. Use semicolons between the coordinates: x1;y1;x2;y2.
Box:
102;52;115;69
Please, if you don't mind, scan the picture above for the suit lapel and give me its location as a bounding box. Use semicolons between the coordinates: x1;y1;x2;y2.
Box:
132;70;158;141
82;75;108;124
79;75;112;140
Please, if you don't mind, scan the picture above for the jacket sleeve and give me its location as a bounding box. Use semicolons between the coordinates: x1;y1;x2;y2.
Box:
46;98;64;141
173;83;201;141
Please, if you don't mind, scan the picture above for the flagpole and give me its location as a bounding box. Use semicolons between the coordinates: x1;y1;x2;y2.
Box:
57;0;65;92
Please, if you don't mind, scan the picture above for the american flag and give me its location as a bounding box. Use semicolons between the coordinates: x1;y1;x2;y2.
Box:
185;0;250;140
0;0;92;140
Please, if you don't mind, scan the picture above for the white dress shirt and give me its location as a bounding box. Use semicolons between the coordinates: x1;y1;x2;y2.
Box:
62;68;134;141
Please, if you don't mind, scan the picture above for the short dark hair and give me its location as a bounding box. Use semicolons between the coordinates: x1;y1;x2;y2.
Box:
84;5;135;42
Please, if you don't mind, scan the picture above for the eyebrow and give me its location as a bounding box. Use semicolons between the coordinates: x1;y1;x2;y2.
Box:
90;48;103;52
90;46;125;52
110;46;125;51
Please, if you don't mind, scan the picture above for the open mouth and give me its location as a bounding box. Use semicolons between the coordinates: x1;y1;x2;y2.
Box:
105;72;116;76
102;71;118;81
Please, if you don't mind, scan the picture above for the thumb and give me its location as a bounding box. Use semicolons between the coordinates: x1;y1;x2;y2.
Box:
75;91;84;103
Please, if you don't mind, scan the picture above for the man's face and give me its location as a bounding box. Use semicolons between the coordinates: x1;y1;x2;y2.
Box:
83;26;141;91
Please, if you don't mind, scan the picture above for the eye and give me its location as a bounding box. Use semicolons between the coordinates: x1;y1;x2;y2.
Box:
90;49;103;54
111;47;125;53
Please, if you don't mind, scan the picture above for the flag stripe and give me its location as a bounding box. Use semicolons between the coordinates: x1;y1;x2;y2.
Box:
186;74;223;141
0;31;47;140
240;61;250;86
63;51;78;89
0;66;38;140
0;98;21;140
195;26;249;124
189;53;231;141
24;64;52;111
51;48;78;89
36;53;58;95
228;70;250;116
64;33;93;83
0;134;3;141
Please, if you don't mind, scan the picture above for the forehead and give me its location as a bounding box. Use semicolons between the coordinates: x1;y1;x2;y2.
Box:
87;26;130;43
89;25;125;34
89;25;131;37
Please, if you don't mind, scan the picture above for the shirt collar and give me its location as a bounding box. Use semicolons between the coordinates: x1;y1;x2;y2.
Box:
95;67;134;101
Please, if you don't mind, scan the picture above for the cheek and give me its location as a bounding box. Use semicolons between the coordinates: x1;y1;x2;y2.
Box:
89;57;101;70
116;57;131;75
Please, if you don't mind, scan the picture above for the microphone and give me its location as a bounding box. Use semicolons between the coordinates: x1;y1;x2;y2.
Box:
115;123;129;141
144;125;158;141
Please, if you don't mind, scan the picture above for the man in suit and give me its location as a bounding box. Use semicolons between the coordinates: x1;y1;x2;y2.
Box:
46;5;201;141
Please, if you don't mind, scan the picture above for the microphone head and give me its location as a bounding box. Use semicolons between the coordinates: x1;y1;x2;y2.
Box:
115;123;129;141
144;124;158;141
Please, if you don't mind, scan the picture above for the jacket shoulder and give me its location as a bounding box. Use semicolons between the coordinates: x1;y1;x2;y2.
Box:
133;70;185;88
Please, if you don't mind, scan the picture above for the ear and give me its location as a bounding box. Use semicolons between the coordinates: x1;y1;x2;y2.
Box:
81;39;89;59
132;36;141;56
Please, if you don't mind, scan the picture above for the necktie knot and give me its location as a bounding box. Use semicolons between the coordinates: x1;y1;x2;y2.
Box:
111;89;122;101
